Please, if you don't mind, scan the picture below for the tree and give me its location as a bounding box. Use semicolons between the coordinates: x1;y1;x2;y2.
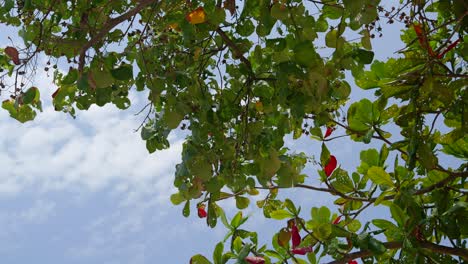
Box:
1;0;467;263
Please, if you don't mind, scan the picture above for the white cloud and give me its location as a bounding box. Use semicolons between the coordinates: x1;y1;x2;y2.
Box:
0;69;182;196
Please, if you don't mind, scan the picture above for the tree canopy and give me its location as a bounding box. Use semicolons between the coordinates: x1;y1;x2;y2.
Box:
1;0;467;263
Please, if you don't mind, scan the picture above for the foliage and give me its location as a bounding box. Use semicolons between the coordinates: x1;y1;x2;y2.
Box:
1;0;467;263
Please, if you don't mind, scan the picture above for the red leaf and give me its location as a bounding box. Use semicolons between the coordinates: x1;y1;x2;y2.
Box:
348;260;358;264
291;246;313;255
324;155;337;177
332;215;342;225
437;38;460;59
5;46;20;65
197;204;207;218
324;127;333;138
245;256;265;264
291;223;301;248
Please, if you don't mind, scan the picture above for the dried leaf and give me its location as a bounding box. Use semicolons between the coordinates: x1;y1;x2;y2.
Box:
223;0;236;16
5;46;20;65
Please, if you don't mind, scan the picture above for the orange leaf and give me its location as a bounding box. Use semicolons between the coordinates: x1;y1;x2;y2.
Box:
5;46;20;65
413;24;435;56
186;7;206;25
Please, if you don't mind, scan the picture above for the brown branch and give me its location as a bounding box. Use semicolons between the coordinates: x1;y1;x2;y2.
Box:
256;169;466;203
326;242;402;264
414;170;468;195
326;241;468;264
215;27;253;74
78;0;158;73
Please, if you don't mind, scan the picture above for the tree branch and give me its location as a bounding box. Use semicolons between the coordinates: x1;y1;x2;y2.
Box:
326;242;402;264
326;241;468;264
78;0;158;73
215;27;253;74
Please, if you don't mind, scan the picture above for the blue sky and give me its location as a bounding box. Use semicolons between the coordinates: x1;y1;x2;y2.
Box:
0;3;461;263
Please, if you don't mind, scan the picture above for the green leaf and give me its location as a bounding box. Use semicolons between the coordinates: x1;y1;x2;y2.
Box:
320;143;330;165
312;206;331;224
216;207;231;229
331;169;354;193
271;3;288;20
367;166;394;187
372;219;398;231
360;29;372;50
111;64;133;81
347;99;380;132
190;254;212;264
353;49;374;64
163;109;184;129
417;143;438;169
207;201;217;227
183;200;190;217
61;69;78;85
379;144;389;166
232;236;243;253
368;238;386;255
307;252;317;264
284;199;297;215
347;219;362;233
235;196;250;210
237;243;251;261
3;0;14;11
270;209;294;220
294;41;318;67
170;192;185;205
22;87;40;105
325;29;338;48
231;211;243;228
92;69;114;88
314;223;332;240
213;242;224;264
390;204;408;227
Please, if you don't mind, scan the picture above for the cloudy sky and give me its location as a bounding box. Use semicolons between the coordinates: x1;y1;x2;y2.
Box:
1;3;460;263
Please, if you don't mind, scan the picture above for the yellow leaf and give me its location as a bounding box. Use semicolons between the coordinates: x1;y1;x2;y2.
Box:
186;7;206;25
168;23;181;32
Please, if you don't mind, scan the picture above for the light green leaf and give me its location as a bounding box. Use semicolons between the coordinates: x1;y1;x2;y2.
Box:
170;192;185;205
270;209;294;220
213;242;223;264
190;254;212;264
367;166;394;187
